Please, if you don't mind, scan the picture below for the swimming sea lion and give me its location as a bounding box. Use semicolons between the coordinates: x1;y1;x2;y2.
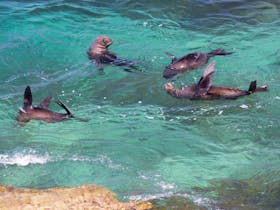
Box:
87;35;116;64
87;35;138;71
17;86;73;124
165;62;268;100
163;49;233;79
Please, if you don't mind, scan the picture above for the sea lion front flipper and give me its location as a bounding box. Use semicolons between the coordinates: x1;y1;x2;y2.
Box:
165;52;177;62
195;62;215;96
23;86;33;109
96;63;104;71
103;54;117;64
39;96;52;109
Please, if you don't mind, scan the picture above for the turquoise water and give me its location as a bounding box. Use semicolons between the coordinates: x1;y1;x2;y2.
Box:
0;0;280;208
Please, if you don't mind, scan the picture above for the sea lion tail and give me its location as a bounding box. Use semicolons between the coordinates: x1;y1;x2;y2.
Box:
56;100;74;118
248;80;268;93
207;49;233;58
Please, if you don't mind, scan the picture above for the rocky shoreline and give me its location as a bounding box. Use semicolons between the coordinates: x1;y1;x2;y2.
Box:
2;176;277;210
0;184;152;210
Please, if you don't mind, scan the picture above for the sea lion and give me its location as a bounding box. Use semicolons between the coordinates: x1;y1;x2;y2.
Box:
163;49;233;79
87;35;138;71
17;86;73;124
165;62;268;100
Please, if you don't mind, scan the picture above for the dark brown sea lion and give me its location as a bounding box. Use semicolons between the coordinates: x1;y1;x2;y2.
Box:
17;86;73;124
163;49;233;79
87;35;116;64
87;35;138;71
165;62;268;100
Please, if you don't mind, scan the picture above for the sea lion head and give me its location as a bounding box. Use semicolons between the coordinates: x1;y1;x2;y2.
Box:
94;35;113;48
17;107;30;123
163;66;178;79
88;35;113;57
165;83;174;91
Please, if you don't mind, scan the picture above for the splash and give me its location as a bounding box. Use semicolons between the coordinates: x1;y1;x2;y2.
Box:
0;149;50;166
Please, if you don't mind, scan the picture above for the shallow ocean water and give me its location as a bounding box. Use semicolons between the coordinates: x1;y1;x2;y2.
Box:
0;0;280;209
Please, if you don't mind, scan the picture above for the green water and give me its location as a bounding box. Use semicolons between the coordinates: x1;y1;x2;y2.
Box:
0;1;280;208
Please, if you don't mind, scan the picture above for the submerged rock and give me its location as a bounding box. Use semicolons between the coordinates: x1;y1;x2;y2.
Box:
0;184;152;210
150;196;208;210
193;174;280;210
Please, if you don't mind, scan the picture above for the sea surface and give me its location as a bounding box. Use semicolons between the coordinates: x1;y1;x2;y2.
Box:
0;0;280;209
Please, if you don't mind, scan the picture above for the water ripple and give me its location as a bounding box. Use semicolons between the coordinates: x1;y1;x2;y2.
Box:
0;0;279;208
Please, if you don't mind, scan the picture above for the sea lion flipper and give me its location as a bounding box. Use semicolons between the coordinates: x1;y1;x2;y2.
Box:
165;52;177;62
248;81;268;92
39;96;52;109
195;62;215;96
56;100;89;122
23;86;32;109
202;61;215;78
104;54;117;63
207;49;233;58
96;63;104;71
56;100;73;117
248;80;257;92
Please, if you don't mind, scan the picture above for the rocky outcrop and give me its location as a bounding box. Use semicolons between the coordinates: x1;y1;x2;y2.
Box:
0;184;152;210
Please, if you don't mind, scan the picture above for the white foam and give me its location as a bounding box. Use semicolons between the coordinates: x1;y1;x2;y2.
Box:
157;181;175;190
69;154;125;170
145;115;154;120
128;191;174;202
99;155;125;170
127;191;212;207
0;149;50;166
119;114;127;118
240;104;249;109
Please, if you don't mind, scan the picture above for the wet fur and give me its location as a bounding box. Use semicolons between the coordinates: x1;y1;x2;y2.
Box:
165;62;268;100
163;49;233;79
87;35;117;65
17;86;73;124
87;35;138;71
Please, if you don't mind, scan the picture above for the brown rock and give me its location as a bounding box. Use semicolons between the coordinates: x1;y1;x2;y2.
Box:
0;184;152;210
